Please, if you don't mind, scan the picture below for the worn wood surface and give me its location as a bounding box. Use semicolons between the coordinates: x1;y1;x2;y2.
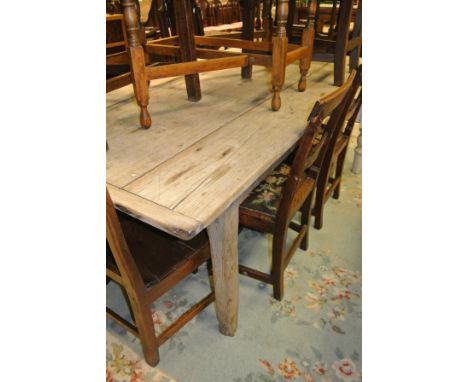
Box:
107;61;336;336
107;62;337;239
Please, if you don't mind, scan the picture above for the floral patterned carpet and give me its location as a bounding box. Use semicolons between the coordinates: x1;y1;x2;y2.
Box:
106;122;362;382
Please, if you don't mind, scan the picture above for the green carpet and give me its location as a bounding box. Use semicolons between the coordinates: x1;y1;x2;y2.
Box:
106;125;362;382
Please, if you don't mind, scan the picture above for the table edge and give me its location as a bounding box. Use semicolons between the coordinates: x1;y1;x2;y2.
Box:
107;183;204;240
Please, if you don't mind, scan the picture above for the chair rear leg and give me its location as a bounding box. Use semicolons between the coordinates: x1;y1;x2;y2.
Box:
333;149;347;200
300;190;314;250
313;181;326;230
272;232;287;301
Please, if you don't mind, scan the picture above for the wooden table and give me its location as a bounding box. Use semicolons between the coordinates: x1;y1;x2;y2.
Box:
120;0;318;129
106;62;335;336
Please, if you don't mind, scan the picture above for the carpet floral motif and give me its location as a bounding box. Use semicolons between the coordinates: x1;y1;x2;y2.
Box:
268;263;361;336
235;347;361;382
106;339;176;382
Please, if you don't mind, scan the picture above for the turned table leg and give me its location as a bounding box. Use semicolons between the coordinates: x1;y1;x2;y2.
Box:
241;0;255;79
174;0;202;101
271;0;289;111
122;0;151;129
298;0;317;92
206;202;239;336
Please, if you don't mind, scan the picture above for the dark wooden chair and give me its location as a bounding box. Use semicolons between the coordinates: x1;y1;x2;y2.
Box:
201;0;243;33
158;0;204;36
313;0;361;86
106;189;215;366
310;65;362;229
237;69;358;300
287;0;362;86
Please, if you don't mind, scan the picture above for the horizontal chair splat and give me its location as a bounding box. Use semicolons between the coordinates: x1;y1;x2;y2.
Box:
146;56;249;80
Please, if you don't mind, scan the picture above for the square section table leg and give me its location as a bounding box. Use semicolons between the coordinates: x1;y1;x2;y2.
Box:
241;0;255;79
207;202;239;336
298;0;316;92
174;0;202;101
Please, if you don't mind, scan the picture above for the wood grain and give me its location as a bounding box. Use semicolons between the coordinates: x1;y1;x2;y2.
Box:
108;64;335;228
107;67;297;188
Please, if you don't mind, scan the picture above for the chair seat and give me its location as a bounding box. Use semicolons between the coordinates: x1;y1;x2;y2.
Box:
240;163;291;224
107;211;210;289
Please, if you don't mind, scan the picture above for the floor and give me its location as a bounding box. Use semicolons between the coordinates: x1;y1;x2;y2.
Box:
106;61;361;382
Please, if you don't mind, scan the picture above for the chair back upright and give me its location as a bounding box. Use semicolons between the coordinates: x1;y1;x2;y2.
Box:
317;65;361;181
106;189;147;299
274;69;358;234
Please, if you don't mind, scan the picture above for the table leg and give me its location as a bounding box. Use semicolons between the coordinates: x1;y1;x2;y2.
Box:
241;0;255;79
286;0;296;38
207;202;239;336
174;0;202;101
261;0;273;41
349;0;362;72
298;0;317;92
122;0;151;129
333;0;353;86
271;0;289;111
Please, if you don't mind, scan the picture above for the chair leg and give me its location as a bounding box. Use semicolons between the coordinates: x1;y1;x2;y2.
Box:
333;150;347;200
123;290;160;366
133;302;160;367
271;232;287;301
300;190;314;250
313;180;326;230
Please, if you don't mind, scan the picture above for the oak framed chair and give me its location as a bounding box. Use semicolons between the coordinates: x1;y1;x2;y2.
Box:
310;65;362;229
287;0;362;86
312;0;362;86
237;69;357;300
106;189;215;366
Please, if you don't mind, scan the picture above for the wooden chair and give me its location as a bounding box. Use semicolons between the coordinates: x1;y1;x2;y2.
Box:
106;189;215;366
237;69;357;300
313;0;361;86
310;65;362;229
288;0;362;86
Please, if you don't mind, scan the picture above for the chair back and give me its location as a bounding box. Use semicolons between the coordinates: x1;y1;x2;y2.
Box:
275;68;359;228
343;88;361;137
318;65;361;177
106;189;147;296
